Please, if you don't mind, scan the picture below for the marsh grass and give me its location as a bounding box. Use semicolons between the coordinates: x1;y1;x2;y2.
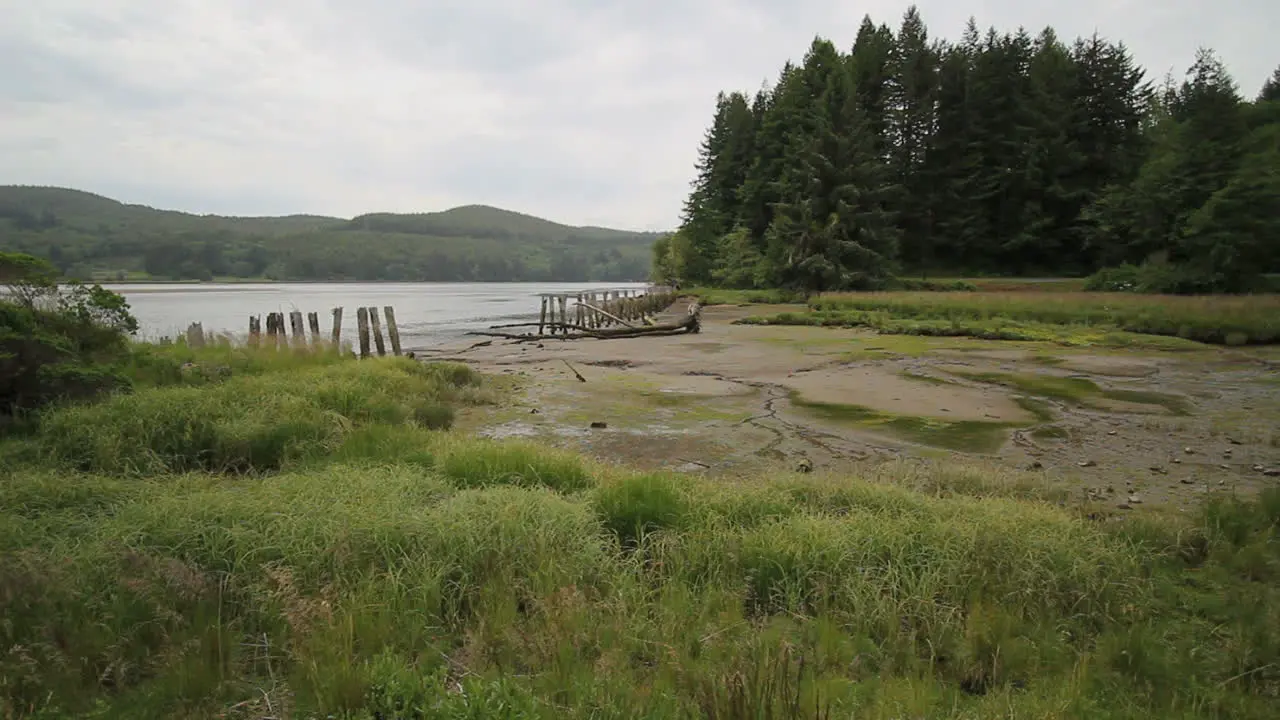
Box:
4;356;1280;718
796;291;1280;345
37;358;487;475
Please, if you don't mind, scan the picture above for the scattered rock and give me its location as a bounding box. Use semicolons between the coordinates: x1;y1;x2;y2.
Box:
1149;466;1167;475
1027;461;1044;471
1172;458;1182;464
589;421;608;429
1223;448;1233;455
1078;460;1097;468
1265;468;1280;477
1181;478;1196;485
1254;464;1266;472
795;458;814;474
1227;437;1243;445
1116;502;1133;510
529;408;540;414
940;408;951;412
1219;464;1231;470
1128;494;1143;504
1218;479;1227;486
1183;447;1195;455
1107;430;1118;436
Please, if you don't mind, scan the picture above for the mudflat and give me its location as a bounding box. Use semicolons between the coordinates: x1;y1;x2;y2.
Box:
423;301;1280;510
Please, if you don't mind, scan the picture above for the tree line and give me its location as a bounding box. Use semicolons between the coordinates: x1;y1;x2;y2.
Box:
655;6;1280;293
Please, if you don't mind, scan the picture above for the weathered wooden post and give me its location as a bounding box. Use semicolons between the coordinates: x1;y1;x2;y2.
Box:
368;306;387;356
559;296;568;331
383;306;402;356
248;315;261;347
288;311;305;348
538;296;547;335
186;322;205;348
307;312;321;347
357;307;371;358
575;293;584;328
331;307;343;350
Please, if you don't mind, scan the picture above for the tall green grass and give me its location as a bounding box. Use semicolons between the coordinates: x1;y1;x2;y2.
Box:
36;358;486;475
3;440;1278;717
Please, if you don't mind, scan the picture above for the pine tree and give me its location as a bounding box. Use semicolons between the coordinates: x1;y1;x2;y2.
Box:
887;5;939;272
1257;65;1280;102
849;17;895;158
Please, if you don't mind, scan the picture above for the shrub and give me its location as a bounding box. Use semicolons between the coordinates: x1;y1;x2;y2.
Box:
1;253;138;422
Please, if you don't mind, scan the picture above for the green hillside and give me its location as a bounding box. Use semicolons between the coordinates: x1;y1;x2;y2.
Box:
0;186;660;282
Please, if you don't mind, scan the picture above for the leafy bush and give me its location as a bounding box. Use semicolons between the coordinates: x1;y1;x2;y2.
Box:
1;253;138;423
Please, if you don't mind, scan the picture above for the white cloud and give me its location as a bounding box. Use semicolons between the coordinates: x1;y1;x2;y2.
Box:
1;0;1275;229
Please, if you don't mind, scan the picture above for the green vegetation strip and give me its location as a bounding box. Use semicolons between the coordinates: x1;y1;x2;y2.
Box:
787;292;1280;346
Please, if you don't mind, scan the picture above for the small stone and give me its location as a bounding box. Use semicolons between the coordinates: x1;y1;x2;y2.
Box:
1027;461;1044;471
1078;460;1097;468
1181;478;1196;484
1218;479;1227;486
1219;464;1231;470
1172;458;1182;464
1254;464;1266;472
1116;502;1133;510
1223;448;1233;455
940;408;951;412
589;421;608;429
795;458;814;474
1184;447;1195;454
1227;437;1243;445
529;408;540;414
1128;494;1142;504
1265;468;1280;477
1108;430;1118;436
1149;466;1167;475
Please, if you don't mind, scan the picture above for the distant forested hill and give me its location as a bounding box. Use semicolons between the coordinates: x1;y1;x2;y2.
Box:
0;186;660;281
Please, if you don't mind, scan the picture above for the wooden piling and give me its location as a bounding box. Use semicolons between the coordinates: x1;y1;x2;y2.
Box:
307;312;321;346
383;306;402;356
539;296;547;335
357;307;371;358
288;311;305;348
186;322;205;348
368;306;387;356
248;315;261;347
331;307;343;349
559;296;568;330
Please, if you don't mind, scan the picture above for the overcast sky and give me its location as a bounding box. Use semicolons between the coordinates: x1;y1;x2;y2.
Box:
2;1;1274;230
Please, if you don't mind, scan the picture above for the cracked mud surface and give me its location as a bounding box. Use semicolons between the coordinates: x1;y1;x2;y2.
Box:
426;301;1280;510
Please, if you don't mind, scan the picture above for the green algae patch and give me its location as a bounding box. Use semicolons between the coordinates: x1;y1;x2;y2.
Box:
788;392;1016;454
952;371;1193;416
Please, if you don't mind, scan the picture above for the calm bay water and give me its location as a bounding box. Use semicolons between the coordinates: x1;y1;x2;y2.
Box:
105;282;650;349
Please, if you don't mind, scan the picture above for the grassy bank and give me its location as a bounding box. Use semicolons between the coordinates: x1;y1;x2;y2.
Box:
3;353;1279;718
740;291;1280;346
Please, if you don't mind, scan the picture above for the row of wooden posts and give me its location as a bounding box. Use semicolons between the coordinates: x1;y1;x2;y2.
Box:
249;306;403;357
537;286;674;335
181;306;403;358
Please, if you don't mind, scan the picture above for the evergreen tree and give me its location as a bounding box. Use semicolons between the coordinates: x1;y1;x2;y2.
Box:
887;5;939;272
1257;65;1280;102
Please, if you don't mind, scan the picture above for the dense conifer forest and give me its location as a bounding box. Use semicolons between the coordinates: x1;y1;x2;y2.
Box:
655;7;1280;293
